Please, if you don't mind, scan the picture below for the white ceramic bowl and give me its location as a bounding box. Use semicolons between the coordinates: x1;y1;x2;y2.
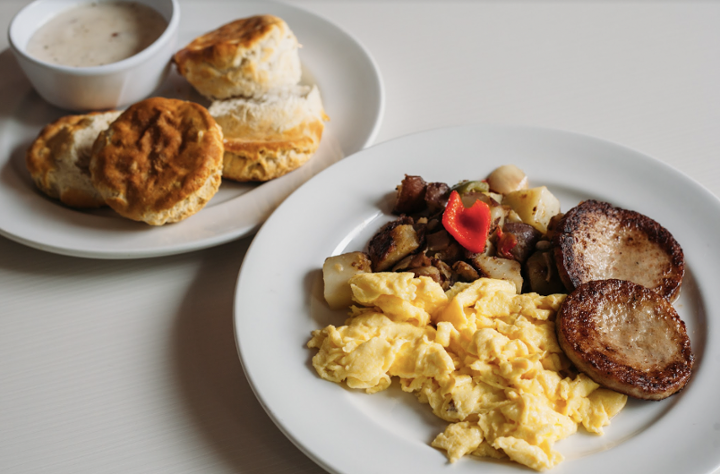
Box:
8;0;180;112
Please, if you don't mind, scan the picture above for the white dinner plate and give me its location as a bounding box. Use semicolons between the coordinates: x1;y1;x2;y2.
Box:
235;125;720;474
0;1;384;259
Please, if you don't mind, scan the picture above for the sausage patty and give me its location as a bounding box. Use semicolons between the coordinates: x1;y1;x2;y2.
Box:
553;200;684;301
556;279;693;400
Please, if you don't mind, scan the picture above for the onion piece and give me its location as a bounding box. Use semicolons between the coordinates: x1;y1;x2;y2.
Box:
486;164;528;194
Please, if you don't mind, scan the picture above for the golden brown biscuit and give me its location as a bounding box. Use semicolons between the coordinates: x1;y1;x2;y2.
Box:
209;85;328;182
90;97;224;225
173;15;302;100
26;111;121;208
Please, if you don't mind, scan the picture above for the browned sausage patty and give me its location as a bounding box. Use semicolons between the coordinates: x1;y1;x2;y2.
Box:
553;200;684;301
556;279;693;400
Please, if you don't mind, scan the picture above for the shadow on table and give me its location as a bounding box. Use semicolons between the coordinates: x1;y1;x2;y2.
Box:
172;237;328;473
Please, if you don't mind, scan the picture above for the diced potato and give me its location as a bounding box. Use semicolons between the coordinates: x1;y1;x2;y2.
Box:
323;252;372;310
489;203;509;228
469;255;523;293
503;186;561;234
369;224;421;272
506;209;523;224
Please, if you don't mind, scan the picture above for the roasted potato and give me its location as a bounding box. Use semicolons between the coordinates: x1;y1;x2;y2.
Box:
468;254;523;293
323;252;372;309
503;186;561;234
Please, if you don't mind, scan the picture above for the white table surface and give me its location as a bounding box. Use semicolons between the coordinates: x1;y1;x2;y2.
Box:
1;1;719;473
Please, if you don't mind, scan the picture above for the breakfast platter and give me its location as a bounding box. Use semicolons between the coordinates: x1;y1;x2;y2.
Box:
234;125;720;474
0;1;384;258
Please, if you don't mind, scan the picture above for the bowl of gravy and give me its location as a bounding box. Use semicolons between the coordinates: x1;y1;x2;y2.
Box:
8;0;179;111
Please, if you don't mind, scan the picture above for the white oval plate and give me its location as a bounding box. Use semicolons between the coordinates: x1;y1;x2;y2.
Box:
235;125;720;474
0;1;384;259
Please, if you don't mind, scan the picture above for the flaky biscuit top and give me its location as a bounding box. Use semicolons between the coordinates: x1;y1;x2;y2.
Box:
172;15;302;100
90;97;224;218
173;15;296;73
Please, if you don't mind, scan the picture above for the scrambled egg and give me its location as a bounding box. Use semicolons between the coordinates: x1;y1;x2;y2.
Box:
308;273;627;471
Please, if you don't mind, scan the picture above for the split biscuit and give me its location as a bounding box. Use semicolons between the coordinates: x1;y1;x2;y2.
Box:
208;85;328;182
26;110;122;208
90;97;224;226
173;15;302;100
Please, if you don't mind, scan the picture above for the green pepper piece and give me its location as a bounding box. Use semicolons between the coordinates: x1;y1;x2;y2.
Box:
452;180;489;195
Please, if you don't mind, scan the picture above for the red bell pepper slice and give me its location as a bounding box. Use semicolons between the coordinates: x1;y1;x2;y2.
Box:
496;227;518;259
442;190;492;253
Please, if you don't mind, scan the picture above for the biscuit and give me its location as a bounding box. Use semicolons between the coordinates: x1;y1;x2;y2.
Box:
173;15;302;100
208;85;328;182
26;110;121;208
90;97;224;225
